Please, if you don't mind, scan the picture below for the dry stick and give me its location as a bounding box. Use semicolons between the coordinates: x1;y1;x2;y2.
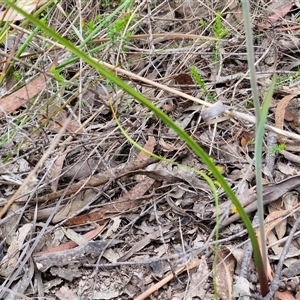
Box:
279;149;300;164
0;117;71;218
98;61;300;142
93;33;220;43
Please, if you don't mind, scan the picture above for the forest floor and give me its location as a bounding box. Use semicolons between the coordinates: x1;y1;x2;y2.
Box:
1;0;300;299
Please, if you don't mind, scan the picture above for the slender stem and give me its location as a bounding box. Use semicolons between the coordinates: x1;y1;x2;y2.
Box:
241;0;268;282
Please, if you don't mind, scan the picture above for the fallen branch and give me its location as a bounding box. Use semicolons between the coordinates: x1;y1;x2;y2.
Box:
31;157;157;203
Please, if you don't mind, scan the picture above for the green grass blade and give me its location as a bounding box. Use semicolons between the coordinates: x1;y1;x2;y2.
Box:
255;76;276;274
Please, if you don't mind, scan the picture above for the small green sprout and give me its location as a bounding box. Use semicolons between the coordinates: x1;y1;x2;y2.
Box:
199;19;207;26
13;71;22;81
108;12;133;42
272;143;286;155
246;138;255;145
214;11;228;39
190;66;216;102
213;11;228;63
50;67;64;83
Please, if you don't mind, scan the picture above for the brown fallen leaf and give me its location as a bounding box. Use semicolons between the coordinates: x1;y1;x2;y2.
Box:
216;247;235;300
256;201;300;280
275;289;295;300
0;73;49;116
34;222;108;255
174;73;194;95
267;2;293;24
275;93;299;143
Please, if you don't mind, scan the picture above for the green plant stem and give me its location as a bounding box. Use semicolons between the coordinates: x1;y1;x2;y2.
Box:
255;75;276;270
3;1;268;296
241;0;260;121
241;0;270;295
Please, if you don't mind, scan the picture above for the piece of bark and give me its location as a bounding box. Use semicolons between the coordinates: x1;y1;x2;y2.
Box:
33;240;122;272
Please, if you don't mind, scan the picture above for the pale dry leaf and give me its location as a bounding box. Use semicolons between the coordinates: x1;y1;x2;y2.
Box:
0;223;33;277
5;259;35;300
118;229;165;262
102;216;121;239
216;248;235;300
52;189;98;223
282;191;299;210
230;248;245;266
56;286;78;300
103;247;119;263
275;212;287;240
168;113;194;136
275;93;299;143
50;267;82;281
50;154;66;192
92;290;121;300
0;0;48;21
232;276;250;298
268;201;287;240
201;101;229;121
62;228;89;246
269;244;299;261
62;157;100;180
185;257;209;300
277;161;299;176
159;138;182;152
0;73;48;116
267;230;283;256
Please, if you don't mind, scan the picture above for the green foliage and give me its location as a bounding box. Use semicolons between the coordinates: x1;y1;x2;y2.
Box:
214;11;228;39
199;19;207;27
13;71;22;81
272;143;286;155
85;14;102;34
50;67;65;83
190;66;216;102
274;72;300;90
212;11;228;63
108;11;133;42
246;138;255;145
